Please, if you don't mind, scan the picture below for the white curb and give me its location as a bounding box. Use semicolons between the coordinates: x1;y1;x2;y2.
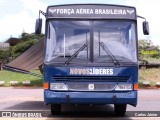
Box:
156;82;160;87
22;80;31;85
0;81;4;85
143;81;150;86
10;81;18;86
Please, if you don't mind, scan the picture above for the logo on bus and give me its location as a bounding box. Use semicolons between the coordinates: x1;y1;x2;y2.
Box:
70;68;113;75
126;10;134;15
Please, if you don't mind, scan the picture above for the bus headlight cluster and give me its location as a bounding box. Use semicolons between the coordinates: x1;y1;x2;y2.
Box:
115;84;132;91
50;83;68;91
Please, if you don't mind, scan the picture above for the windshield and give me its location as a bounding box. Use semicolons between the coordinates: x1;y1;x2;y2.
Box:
45;20;137;65
45;21;90;64
93;21;137;63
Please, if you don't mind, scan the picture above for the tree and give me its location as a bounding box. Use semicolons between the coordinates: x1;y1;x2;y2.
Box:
0;48;11;64
11;33;44;59
0;33;44;64
138;39;160;60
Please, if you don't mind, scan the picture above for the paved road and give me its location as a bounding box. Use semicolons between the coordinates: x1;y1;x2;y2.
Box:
0;87;160;120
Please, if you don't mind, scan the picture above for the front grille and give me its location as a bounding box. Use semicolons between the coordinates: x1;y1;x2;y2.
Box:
53;76;130;82
66;83;116;91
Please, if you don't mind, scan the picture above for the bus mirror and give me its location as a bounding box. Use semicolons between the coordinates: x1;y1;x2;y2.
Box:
35;18;42;34
143;21;149;35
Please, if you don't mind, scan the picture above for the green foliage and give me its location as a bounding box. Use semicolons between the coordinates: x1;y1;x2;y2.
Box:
150;47;160;59
138;39;160;60
0;48;11;63
20;33;44;42
11;33;44;59
11;39;38;58
0;33;44;63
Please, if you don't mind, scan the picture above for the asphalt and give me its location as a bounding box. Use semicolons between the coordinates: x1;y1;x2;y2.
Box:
0;87;160;120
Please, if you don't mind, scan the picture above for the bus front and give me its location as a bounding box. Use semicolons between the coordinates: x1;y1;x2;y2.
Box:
37;4;149;116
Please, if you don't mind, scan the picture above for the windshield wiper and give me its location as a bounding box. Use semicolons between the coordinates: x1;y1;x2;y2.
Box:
64;44;87;65
100;42;120;67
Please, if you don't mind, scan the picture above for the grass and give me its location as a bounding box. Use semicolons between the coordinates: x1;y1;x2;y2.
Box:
0;70;43;87
138;68;159;88
138;80;144;88
138;68;160;82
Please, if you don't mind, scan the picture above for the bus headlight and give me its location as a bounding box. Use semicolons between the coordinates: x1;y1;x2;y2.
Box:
115;84;132;91
50;83;68;91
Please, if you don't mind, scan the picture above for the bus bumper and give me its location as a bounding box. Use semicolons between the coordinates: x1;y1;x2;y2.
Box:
44;90;137;106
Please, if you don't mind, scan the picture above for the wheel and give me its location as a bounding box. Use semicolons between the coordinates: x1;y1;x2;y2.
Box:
114;104;127;116
51;104;61;115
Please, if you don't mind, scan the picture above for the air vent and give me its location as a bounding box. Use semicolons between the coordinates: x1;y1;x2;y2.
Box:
52;76;130;82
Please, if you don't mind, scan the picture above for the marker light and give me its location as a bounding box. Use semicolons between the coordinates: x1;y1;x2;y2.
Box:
44;82;48;90
134;83;138;90
115;84;132;91
50;83;68;91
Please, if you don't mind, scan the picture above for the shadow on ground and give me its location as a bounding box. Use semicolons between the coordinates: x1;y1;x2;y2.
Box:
4;101;133;119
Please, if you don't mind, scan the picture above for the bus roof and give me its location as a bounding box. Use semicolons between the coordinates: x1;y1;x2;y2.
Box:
46;4;136;20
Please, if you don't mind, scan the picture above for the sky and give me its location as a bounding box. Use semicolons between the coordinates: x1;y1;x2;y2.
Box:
0;0;159;45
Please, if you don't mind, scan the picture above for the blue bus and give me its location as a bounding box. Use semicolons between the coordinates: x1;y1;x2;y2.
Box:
35;4;149;116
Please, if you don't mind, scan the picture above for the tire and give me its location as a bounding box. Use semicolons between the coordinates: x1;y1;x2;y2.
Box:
114;104;127;116
51;104;61;115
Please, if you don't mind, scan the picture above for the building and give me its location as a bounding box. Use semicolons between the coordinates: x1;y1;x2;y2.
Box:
0;43;9;50
4;37;19;46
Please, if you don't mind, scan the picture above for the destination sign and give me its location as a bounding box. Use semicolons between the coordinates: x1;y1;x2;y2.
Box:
47;4;136;19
